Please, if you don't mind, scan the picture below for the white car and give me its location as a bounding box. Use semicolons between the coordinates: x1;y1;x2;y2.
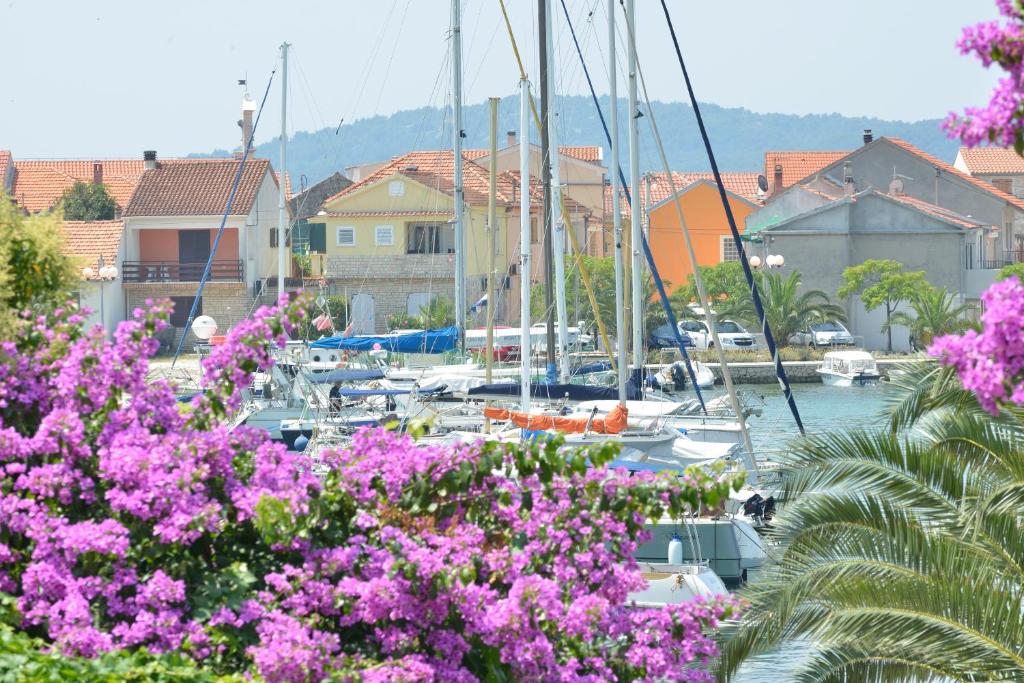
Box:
679;319;757;350
790;321;855;347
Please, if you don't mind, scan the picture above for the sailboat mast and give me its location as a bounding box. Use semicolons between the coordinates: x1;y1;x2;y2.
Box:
277;42;290;299
485;97;499;386
545;0;570;382
626;0;643;375
519;78;532;412
539;0;557;381
451;0;466;351
609;0;627;404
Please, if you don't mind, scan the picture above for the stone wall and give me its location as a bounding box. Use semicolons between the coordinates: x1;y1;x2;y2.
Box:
124;282;253;353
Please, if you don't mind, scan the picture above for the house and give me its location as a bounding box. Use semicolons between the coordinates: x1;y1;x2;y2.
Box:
954;146;1024;227
288;172;353;260
602;172;762;292
317;150;593;333
0;151;12;196
763;150;847;196
8;157;145;214
643;173;763;293
746;135;1024;350
62;219;126;334
121;152;283;347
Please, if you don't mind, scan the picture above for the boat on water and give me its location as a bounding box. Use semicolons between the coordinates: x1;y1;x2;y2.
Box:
817;350;881;387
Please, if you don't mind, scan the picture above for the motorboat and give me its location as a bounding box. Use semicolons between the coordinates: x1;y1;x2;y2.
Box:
817;350;881;387
629;563;729;605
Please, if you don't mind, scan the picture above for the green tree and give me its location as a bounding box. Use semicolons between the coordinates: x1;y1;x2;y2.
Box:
418;296;455;329
718;270;846;347
719;363;1024;681
998;262;1024;282
0;201;77;335
674;260;748;308
58;181;119;221
838;259;928;352
885;286;974;351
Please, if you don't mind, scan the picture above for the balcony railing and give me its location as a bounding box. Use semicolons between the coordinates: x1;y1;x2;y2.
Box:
122;260;244;283
979;250;1024;270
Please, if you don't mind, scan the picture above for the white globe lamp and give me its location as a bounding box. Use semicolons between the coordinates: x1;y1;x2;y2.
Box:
191;315;219;341
749;255;762;269
99;265;118;280
81;266;95;280
774;254;785;268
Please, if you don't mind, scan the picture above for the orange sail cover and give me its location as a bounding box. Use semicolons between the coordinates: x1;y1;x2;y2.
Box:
483;403;628;434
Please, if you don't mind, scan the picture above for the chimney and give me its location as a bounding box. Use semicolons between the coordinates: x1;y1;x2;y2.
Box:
507;130;517;147
773;164;783;195
843;161;855;195
240;94;256;155
863;129;873;145
143;150;157;171
92;162;103;185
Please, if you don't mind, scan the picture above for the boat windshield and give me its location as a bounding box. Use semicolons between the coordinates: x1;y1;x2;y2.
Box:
812;322;846;332
715;321;745;334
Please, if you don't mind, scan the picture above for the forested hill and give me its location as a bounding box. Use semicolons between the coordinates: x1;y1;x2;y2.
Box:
194;95;956;187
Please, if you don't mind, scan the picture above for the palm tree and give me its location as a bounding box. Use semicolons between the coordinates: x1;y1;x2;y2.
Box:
884;286;974;351
718;270;846;347
417;296;455;329
718;363;1024;681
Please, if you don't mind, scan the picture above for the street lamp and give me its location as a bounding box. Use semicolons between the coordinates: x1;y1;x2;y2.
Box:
84;256;118;329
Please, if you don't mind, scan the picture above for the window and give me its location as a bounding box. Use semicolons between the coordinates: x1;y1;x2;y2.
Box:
406;222;444;254
680;320;705;334
170;296;201;328
270;227;291;248
388;180;405;197
375;224;395;246
293;220;327;253
336;226;355;247
530;216;541;244
720;235;739;262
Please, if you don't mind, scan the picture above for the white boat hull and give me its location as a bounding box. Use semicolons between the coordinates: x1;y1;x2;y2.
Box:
629;564;729;606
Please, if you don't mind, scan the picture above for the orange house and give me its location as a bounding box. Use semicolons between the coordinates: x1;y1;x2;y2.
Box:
643;174;761;294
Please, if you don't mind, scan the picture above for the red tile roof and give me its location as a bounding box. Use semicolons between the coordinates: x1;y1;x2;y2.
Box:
763;151;848;191
61;220;124;277
499;170;590;216
604;172;762;218
11;159;146;213
125;158;273;217
884;137;1024;213
957;146;1024;175
464;145;602;164
0;151;12;193
325;151;518;207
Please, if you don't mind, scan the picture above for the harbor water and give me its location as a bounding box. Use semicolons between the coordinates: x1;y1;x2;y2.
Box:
703;381;894;680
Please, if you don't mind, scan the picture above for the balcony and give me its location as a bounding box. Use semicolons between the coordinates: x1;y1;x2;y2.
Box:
122;260;244;283
978;250;1024;270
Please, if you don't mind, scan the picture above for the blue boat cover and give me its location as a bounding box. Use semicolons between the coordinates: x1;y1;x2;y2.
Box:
333;388;412;397
309;326;458;354
571;361;613;376
467;380;641;402
304;368;386;384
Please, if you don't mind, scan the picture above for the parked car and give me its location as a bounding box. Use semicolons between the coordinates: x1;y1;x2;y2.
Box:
679;319;757;350
648;323;694;349
790;321;855;347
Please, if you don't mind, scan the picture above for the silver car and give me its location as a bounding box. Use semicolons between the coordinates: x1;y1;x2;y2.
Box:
791;321;855;347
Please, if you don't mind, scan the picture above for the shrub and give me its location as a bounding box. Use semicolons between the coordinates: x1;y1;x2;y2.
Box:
0;293;739;681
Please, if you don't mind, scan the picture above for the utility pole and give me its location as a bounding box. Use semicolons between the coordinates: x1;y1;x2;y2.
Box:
277;42;290;299
452;0;466;351
539;0;556;382
519;78;532;412
546;0;570;383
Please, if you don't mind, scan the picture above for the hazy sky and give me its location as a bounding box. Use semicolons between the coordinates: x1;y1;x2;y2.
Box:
0;0;1001;159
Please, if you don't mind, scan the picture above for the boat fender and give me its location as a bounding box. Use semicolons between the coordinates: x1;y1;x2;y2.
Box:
293;435;309;452
667;533;684;564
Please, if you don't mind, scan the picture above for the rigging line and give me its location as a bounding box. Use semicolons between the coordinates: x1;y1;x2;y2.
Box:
341;0;401;144
657;0;804;435
496;0;617;370
372;0;414;115
557;0;706;411
171;67;277;367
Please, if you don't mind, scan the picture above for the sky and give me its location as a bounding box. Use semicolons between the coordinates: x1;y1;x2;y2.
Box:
0;0;1002;159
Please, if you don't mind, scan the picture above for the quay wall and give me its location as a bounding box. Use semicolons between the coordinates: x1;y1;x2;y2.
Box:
653;359;935;385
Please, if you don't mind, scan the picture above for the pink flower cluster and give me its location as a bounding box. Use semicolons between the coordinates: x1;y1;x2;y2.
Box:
930;276;1024;413
944;0;1024;148
0;294;736;681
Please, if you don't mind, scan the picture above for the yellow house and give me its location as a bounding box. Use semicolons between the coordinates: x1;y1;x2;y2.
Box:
318;151;513;333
